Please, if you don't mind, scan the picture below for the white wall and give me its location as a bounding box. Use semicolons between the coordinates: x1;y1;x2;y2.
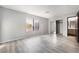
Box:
0;7;49;43
49;19;56;34
0;7;3;42
60;21;63;34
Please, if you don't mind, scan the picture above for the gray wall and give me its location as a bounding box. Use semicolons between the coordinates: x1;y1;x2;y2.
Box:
0;7;48;43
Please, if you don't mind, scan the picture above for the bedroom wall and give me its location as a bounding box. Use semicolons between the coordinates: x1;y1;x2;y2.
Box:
0;7;48;43
0;7;3;42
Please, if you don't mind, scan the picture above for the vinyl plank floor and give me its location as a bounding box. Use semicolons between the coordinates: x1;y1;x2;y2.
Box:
0;34;79;53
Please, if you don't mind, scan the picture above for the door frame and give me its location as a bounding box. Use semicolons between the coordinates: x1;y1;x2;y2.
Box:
56;20;63;34
67;16;77;36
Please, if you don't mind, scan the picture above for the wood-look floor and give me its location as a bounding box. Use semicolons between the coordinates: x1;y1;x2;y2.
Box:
0;34;79;53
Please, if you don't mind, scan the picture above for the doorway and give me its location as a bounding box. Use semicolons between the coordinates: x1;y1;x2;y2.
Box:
67;16;77;40
56;20;63;35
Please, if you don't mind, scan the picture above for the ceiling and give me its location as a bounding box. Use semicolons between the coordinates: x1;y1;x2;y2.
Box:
1;5;79;18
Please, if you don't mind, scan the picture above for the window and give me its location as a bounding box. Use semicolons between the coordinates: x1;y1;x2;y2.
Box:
26;19;33;32
26;18;39;32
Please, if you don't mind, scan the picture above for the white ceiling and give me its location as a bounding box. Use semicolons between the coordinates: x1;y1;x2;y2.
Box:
1;5;79;18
